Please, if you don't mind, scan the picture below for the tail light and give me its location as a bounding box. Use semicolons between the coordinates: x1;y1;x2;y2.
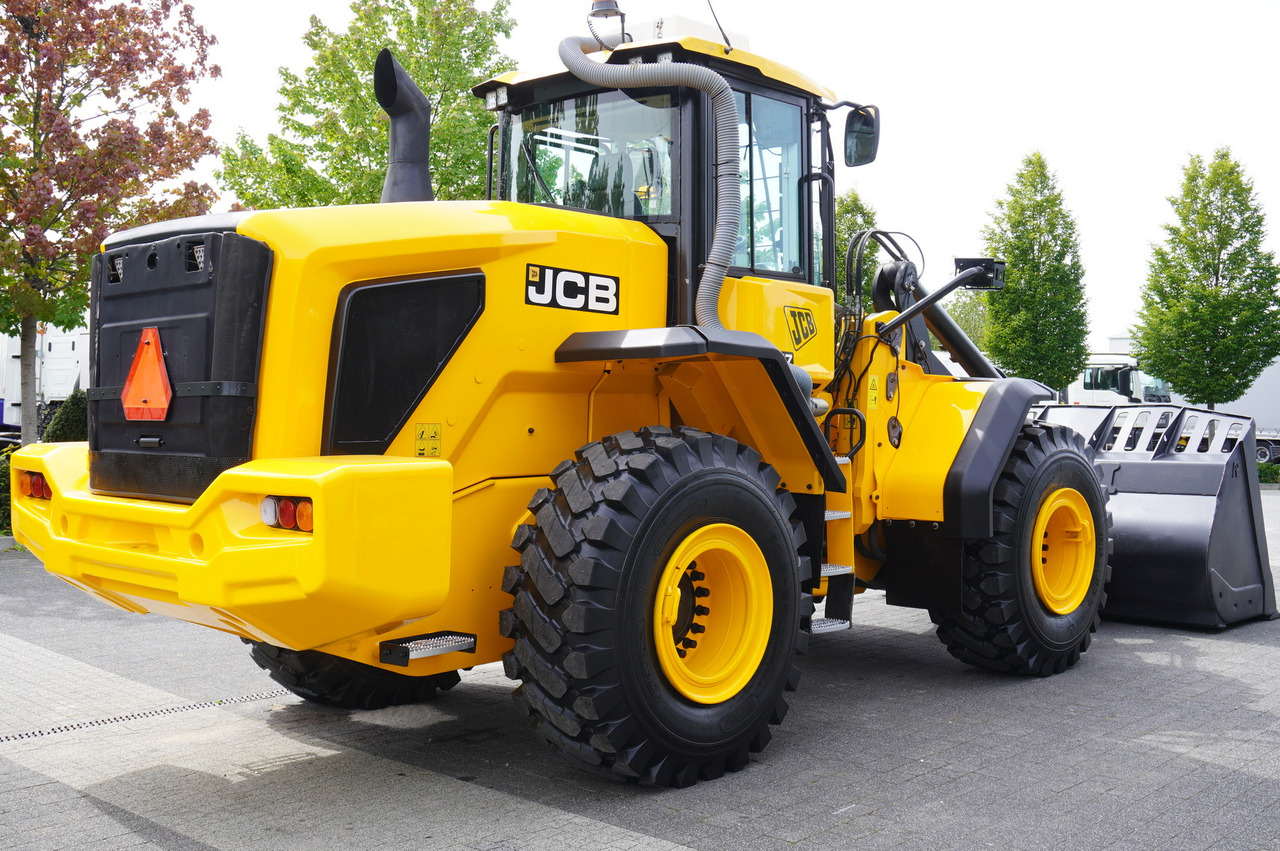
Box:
260;496;313;532
17;471;51;500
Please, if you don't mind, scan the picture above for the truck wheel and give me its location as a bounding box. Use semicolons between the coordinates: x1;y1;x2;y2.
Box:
500;426;810;787
1257;442;1272;464
247;641;460;710
931;423;1111;677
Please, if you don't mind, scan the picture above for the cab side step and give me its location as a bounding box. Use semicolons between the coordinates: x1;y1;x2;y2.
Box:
380;632;477;667
813;454;855;636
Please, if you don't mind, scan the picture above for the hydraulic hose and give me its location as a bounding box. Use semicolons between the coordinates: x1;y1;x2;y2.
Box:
559;34;738;329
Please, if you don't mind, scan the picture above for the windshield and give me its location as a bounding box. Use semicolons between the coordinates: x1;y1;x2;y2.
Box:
1137;369;1172;401
500;90;677;219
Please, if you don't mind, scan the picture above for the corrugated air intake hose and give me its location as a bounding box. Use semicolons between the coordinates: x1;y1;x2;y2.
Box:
559;34;739;330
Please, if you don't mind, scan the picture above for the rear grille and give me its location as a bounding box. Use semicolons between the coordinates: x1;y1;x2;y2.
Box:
326;272;484;455
88;230;273;502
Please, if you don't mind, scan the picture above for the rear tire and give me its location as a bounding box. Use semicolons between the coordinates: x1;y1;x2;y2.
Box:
1258;442;1272;464
247;641;460;709
931;423;1111;676
500;426;810;787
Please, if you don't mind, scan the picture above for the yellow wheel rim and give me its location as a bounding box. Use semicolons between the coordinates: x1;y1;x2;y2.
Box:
1031;487;1096;615
652;523;773;704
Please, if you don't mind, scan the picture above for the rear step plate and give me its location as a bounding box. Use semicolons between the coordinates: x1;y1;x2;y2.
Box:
809;617;852;635
380;632;477;667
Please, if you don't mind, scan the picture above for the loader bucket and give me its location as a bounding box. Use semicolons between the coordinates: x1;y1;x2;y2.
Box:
1035;404;1275;628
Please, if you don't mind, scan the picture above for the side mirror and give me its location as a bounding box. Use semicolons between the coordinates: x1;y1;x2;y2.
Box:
1118;366;1135;399
953;257;1006;290
844;105;879;167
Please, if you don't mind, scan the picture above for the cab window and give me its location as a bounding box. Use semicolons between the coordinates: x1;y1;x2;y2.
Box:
733;90;804;276
501;90;677;219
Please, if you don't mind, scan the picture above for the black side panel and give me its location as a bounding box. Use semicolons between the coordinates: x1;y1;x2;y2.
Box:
88;232;273;503
943;377;1052;539
325;272;485;455
881;522;963;611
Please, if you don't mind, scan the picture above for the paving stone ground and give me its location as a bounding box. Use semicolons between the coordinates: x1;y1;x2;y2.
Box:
3;493;1280;850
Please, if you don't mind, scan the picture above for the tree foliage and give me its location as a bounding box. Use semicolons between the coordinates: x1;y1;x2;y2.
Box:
1131;148;1280;408
833;187;878;309
219;0;515;208
0;0;219;442
42;387;86;442
982;152;1088;389
943;289;990;351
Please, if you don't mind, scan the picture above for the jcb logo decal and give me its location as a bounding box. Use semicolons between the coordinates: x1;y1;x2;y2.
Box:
526;264;619;314
784;306;817;350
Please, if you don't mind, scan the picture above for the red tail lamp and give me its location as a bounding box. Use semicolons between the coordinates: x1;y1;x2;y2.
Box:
260;496;314;532
18;471;51;500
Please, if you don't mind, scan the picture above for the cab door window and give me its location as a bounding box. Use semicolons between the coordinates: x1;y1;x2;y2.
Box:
733;90;804;276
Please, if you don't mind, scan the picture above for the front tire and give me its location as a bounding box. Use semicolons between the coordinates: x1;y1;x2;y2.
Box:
500;427;810;787
931;423;1111;676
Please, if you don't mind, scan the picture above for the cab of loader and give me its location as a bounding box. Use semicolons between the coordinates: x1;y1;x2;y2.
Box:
473;24;878;327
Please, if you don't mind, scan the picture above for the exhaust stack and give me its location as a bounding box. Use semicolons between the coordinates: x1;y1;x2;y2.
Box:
375;49;434;203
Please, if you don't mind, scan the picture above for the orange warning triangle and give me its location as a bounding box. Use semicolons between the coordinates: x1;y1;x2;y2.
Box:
120;327;173;421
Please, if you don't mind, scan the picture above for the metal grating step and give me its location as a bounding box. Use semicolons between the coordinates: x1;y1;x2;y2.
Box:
821;563;853;577
809;617;852;635
825;510;852;521
380;632;477;667
835;455;850;465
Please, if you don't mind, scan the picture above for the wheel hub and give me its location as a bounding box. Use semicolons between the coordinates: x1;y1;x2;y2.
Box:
653;523;773;704
1031;487;1096;615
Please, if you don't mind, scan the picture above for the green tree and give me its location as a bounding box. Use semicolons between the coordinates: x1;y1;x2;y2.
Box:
42;387;87;442
219;0;515;208
0;1;219;444
833;187;878;309
1131;148;1280;408
943;289;990;351
982;152;1088;389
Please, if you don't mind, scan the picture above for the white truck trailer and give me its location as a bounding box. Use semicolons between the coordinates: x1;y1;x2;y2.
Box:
0;324;90;443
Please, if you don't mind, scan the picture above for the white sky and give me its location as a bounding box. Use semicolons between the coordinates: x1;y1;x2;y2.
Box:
188;0;1280;350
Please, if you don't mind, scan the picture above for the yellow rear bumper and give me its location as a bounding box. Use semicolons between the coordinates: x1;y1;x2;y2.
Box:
11;443;453;650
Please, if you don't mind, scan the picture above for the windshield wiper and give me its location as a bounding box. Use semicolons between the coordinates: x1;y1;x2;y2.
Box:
521;140;557;203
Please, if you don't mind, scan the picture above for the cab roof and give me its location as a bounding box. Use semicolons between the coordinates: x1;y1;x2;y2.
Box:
474;35;837;103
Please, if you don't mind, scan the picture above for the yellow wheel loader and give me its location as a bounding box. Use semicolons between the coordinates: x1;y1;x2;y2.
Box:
11;4;1274;787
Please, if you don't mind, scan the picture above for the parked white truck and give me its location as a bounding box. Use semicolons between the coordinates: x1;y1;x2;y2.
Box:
1063;354;1173;406
0;324;90;443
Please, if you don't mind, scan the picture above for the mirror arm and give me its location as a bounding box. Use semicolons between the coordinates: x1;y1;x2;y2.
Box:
876;266;985;340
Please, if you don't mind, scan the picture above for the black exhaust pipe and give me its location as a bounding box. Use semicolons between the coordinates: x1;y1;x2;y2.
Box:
374;49;434;203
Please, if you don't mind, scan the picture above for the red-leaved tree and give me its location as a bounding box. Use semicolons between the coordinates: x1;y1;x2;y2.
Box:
0;0;219;443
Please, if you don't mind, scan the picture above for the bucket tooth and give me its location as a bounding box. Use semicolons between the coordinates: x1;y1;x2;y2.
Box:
380;632;477;667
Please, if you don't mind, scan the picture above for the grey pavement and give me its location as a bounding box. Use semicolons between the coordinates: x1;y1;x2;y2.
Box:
3;495;1280;849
